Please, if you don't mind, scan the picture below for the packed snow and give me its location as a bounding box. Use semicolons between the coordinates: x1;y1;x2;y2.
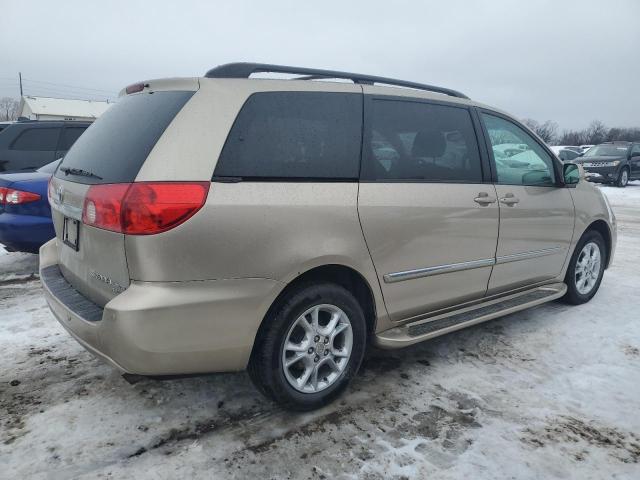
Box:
1;183;639;479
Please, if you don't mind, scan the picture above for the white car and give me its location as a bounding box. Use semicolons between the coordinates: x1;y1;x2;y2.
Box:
550;146;583;162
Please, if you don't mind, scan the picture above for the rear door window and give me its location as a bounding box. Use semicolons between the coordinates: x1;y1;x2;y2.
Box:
56;91;194;184
214;92;362;180
10;128;61;151
361;99;483;183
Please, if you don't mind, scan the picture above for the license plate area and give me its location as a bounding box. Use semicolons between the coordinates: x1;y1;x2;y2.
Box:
63;217;80;251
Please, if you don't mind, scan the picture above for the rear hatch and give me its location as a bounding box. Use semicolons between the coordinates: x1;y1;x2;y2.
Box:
49;84;197;307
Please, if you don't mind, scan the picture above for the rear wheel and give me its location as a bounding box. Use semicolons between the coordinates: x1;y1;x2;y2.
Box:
616;167;629;187
248;283;366;411
563;230;607;304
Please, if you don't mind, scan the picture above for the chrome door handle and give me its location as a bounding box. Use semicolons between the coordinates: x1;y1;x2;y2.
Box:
474;192;497;205
499;193;520;205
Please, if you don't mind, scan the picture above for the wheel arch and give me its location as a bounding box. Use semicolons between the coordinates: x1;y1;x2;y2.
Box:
250;264;378;359
585;219;613;268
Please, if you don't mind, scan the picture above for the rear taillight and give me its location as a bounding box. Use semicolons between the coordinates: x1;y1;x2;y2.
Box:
0;187;41;205
47;177;54;205
82;182;209;235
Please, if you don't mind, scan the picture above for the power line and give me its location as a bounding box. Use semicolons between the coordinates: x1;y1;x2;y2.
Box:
22;77;117;95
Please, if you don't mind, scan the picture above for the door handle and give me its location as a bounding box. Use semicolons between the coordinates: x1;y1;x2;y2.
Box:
499;193;520;205
474;192;497;205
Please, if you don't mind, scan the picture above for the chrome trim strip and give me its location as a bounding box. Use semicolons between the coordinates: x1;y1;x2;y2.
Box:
495;246;564;264
383;258;495;284
383;246;566;284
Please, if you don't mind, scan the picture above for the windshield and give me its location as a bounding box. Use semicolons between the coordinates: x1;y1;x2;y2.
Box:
584;145;628;157
37;159;62;174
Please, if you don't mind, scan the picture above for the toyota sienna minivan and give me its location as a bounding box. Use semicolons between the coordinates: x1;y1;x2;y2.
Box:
40;63;616;410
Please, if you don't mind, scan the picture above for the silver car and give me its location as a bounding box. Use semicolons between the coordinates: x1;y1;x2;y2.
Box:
40;63;616;410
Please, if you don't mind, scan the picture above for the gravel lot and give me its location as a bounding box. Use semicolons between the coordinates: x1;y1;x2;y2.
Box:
1;183;639;479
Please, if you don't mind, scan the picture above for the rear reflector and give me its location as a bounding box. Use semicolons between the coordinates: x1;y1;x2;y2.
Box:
82;182;209;235
0;187;41;205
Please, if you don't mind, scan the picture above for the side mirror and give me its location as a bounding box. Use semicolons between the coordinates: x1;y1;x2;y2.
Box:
563;162;581;185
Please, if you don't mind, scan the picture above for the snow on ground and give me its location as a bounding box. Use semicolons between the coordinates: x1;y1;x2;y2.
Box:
1;183;639;479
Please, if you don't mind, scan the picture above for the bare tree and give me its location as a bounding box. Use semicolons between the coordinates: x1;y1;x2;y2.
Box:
522;118;559;145
0;97;20;121
585;120;608;145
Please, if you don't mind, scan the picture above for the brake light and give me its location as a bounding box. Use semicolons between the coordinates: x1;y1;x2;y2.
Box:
125;82;147;94
0;187;41;205
82;182;209;235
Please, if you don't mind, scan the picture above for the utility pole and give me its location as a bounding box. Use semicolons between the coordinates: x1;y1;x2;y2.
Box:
19;72;23;97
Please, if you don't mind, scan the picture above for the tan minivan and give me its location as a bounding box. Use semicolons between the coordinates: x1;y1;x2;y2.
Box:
41;63;616;410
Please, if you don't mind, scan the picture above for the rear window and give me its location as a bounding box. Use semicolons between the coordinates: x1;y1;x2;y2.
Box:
58;126;87;151
56;91;194;184
214;92;362;180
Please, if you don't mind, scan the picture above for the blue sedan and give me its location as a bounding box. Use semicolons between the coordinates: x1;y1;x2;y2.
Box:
0;160;59;253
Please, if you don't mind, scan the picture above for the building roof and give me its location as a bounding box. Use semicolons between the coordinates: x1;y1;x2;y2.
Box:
20;96;111;119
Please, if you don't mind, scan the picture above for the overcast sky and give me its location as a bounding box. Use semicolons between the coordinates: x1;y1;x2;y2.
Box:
1;0;638;129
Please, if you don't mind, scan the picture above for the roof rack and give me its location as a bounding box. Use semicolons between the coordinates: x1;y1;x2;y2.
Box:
204;63;469;99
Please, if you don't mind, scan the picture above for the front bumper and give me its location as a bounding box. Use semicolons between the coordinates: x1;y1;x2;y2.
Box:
581;165;620;183
0;213;54;253
39;239;284;375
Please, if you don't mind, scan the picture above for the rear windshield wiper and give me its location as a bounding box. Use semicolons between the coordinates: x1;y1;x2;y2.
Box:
60;167;103;180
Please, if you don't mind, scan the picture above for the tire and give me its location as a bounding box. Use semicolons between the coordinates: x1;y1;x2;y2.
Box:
563;230;607;305
615;167;629;187
248;282;367;411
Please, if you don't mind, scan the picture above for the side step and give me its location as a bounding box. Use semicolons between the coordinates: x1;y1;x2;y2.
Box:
375;282;567;349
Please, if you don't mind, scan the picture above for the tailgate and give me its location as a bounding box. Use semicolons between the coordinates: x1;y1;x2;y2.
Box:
49;177;129;307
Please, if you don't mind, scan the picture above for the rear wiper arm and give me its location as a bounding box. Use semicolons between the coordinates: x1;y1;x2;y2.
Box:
60;167;103;180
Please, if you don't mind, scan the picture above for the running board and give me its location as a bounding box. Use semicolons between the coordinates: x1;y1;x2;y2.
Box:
375;282;567;349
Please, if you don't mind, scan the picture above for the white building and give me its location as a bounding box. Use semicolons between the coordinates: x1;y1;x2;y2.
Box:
18;96;111;122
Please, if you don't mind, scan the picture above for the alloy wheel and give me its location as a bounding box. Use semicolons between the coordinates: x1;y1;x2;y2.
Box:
281;304;353;393
574;241;601;295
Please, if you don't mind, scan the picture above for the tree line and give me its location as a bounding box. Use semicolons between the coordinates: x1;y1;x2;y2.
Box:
522;118;640;146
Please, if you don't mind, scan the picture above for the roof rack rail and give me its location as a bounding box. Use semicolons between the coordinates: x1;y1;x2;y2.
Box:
204;63;469;99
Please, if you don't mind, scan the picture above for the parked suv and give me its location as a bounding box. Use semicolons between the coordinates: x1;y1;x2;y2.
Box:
40;63;616;410
0;120;90;172
573;141;640;187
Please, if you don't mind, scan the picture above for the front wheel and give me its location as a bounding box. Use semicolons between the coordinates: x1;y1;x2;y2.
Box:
563;230;607;305
248;283;367;411
616;167;629;187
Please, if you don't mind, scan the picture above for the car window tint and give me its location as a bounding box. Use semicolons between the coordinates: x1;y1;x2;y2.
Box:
58;127;87;151
565;149;580;160
215;92;362;179
57;91;194;184
631;144;640;156
361;99;482;183
481;113;556;186
10;128;60;151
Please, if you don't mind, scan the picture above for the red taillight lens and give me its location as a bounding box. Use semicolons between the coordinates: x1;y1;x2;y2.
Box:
0;187;41;205
82;182;209;235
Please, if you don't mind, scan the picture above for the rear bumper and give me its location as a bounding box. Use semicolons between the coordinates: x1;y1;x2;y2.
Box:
0;213;54;253
39;239;284;375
